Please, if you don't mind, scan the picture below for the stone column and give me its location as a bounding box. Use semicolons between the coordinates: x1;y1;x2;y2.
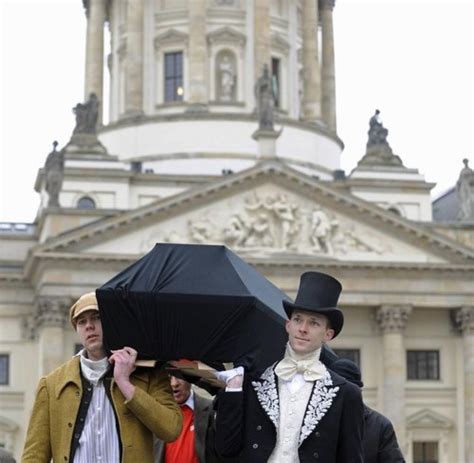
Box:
376;304;412;453
254;0;271;81
301;0;321;122
320;0;337;132
125;0;144;115
36;298;70;376
454;306;474;463
187;0;208;110
84;0;106;122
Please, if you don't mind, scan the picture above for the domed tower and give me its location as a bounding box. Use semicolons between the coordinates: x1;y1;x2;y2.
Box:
83;0;341;178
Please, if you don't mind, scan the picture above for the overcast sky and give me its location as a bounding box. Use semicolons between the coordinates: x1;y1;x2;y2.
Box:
0;0;472;223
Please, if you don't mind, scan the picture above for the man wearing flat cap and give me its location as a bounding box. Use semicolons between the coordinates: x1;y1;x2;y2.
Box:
22;292;183;463
215;271;364;462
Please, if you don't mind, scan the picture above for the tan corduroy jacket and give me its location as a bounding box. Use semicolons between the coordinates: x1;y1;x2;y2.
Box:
22;356;182;463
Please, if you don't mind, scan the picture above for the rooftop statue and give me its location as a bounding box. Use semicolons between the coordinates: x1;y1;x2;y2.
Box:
456;158;474;221
358;110;403;167
254;64;275;132
44;141;64;207
72;93;99;134
367;109;390;147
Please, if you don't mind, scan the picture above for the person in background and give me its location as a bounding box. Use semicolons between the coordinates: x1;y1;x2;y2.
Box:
154;373;223;463
22;292;182;463
330;358;405;463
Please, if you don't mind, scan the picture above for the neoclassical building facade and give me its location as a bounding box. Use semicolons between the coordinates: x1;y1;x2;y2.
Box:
0;1;473;462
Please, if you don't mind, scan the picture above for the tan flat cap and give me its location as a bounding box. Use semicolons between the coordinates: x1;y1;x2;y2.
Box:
70;292;99;327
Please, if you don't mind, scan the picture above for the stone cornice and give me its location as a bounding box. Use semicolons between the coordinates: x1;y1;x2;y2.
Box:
24;162;474;269
376;304;412;333
99;112;344;149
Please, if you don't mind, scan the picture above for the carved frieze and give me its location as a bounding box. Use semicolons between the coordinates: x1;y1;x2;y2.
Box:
139;190;395;258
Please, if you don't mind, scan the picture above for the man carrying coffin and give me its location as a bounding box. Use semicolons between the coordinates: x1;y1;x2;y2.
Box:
214;271;364;462
22;292;182;463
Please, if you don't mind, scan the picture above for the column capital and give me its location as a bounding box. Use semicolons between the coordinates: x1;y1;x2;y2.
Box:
376;304;412;333
452;306;474;335
36;297;72;330
319;0;336;10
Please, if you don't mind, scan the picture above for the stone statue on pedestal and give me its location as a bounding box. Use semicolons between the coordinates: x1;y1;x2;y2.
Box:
456;158;474;221
255;64;275;131
358;109;403;167
44;141;64;207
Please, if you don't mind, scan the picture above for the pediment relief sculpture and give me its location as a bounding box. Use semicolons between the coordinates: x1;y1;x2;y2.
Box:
138;192;393;257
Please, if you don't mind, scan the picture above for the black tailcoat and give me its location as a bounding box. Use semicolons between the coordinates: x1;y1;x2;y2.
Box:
215;365;364;463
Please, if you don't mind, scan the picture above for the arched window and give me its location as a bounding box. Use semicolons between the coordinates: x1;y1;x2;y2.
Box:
77;196;96;210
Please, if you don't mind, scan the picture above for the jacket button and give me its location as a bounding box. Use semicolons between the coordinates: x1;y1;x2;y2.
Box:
75;391;80;396
315;432;320;437
68;422;72;428
252;443;259;449
313;452;319;459
256;425;262;431
64;457;68;461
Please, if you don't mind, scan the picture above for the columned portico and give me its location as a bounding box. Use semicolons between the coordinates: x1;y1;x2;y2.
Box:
301;0;322;122
455;306;474;463
254;0;271;80
376;304;412;453
320;0;337;132
187;0;208;109
84;0;106;121
124;0;144;115
36;298;70;376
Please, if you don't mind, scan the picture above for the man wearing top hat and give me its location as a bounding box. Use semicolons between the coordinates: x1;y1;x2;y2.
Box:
214;271;364;462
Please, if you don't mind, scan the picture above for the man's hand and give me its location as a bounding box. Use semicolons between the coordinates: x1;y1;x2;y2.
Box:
109;346;137;400
215;366;244;390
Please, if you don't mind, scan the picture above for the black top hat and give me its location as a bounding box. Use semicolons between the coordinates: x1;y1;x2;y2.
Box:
283;271;344;338
330;358;364;388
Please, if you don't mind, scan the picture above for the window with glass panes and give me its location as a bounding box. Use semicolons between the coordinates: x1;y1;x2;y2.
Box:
0;354;9;385
164;52;183;102
333;349;360;367
407;350;439;380
413;441;438;463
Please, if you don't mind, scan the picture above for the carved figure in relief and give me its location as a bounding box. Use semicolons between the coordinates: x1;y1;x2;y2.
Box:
224;215;250;247
266;193;300;249
188;218;214;243
310;207;336;254
219;55;235;102
246;213;274;247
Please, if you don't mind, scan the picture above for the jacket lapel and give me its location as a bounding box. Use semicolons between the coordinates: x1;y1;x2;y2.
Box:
298;370;342;447
251;364;280;430
55;356;82;399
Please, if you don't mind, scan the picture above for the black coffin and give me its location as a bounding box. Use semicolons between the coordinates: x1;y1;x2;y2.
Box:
96;243;291;374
